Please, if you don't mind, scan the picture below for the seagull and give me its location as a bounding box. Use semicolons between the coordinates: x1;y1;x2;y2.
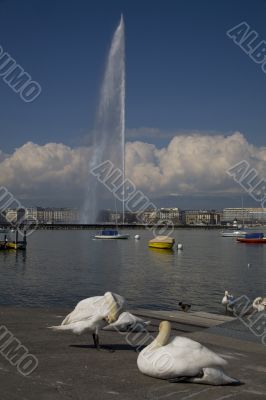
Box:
103;312;150;332
221;291;235;312
137;321;239;385
49;292;125;350
253;297;266;312
179;302;191;312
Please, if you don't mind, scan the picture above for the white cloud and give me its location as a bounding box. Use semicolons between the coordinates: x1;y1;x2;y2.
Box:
0;142;91;200
0;132;265;204
125;132;266;195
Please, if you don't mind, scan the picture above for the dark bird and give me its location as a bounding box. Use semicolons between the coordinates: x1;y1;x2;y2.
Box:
179;302;191;312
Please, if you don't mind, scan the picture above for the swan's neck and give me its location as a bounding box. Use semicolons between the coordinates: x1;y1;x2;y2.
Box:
105;293;119;323
151;321;171;349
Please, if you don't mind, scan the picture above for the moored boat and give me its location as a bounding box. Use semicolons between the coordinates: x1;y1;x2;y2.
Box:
148;236;175;249
237;237;266;243
94;229;129;239
0;229;27;250
237;232;266;243
221;230;248;237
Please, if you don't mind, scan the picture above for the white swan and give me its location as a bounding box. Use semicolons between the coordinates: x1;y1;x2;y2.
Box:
103;312;150;332
221;291;235;312
137;321;239;385
49;292;125;350
253;297;266;312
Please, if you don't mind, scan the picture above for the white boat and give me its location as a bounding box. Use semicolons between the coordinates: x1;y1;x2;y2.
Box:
94;229;129;239
221;230;248;237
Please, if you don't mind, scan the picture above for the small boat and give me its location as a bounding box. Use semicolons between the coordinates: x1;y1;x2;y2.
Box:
5;241;27;250
237;232;266;244
237;237;266;243
221;230;248;237
148;236;175;249
94;229;129;239
0;229;27;250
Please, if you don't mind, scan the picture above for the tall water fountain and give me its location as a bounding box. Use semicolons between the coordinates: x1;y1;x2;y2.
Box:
81;16;125;223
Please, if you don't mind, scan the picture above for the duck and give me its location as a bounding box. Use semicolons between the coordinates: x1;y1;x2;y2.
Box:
137;321;239;385
179;302;191;312
253;297;266;312
49;292;125;350
221;291;235;312
103;312;150;332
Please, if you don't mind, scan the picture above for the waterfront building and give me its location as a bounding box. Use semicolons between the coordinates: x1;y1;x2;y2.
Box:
181;210;221;225
5;208;18;223
3;207;80;224
137;208;182;224
222;208;266;224
156;208;182;224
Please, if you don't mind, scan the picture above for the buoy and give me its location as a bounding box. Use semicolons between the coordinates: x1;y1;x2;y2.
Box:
177;243;183;250
134;234;140;240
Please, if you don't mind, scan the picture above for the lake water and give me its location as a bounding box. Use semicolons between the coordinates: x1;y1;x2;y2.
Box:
0;229;266;314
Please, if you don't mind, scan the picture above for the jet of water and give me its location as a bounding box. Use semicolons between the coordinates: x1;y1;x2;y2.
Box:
81;15;125;223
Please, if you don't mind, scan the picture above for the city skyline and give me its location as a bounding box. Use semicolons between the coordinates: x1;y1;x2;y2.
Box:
2;206;266;228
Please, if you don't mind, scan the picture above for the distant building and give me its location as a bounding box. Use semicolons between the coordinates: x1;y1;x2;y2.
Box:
156;208;182;224
137;208;182;224
5;208;18;223
181;210;221;225
138;209;157;224
98;207;182;224
3;207;80;224
25;207;38;223
222;208;266;224
97;210;138;224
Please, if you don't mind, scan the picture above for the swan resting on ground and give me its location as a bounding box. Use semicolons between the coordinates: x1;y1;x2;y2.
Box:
253;297;266;312
137;321;239;385
103;312;150;332
221;291;235;312
49;292;125;350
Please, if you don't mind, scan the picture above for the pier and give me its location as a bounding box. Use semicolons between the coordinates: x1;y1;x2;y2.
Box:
0;223;226;231
0;306;265;399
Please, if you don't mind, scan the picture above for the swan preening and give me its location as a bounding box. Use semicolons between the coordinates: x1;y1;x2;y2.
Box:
49;292;126;350
253;297;266;312
137;321;239;385
103;311;150;332
49;292;150;348
50;293;240;385
221;291;235;312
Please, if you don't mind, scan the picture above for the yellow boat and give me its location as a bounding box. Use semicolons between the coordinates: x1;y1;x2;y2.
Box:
0;229;27;250
5;242;26;250
148;235;175;249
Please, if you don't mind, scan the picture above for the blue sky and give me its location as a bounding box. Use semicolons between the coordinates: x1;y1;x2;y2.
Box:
0;0;266;209
0;0;266;151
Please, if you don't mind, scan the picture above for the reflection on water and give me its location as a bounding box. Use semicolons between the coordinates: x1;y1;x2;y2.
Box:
0;229;266;313
148;248;174;255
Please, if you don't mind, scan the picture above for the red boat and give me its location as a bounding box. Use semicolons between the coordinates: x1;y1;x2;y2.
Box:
237;237;266;244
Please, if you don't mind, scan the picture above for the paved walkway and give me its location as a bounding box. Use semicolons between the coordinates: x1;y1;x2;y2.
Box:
0;306;265;400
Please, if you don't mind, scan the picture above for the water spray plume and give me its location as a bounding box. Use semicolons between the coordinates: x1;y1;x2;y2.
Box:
81;17;126;223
